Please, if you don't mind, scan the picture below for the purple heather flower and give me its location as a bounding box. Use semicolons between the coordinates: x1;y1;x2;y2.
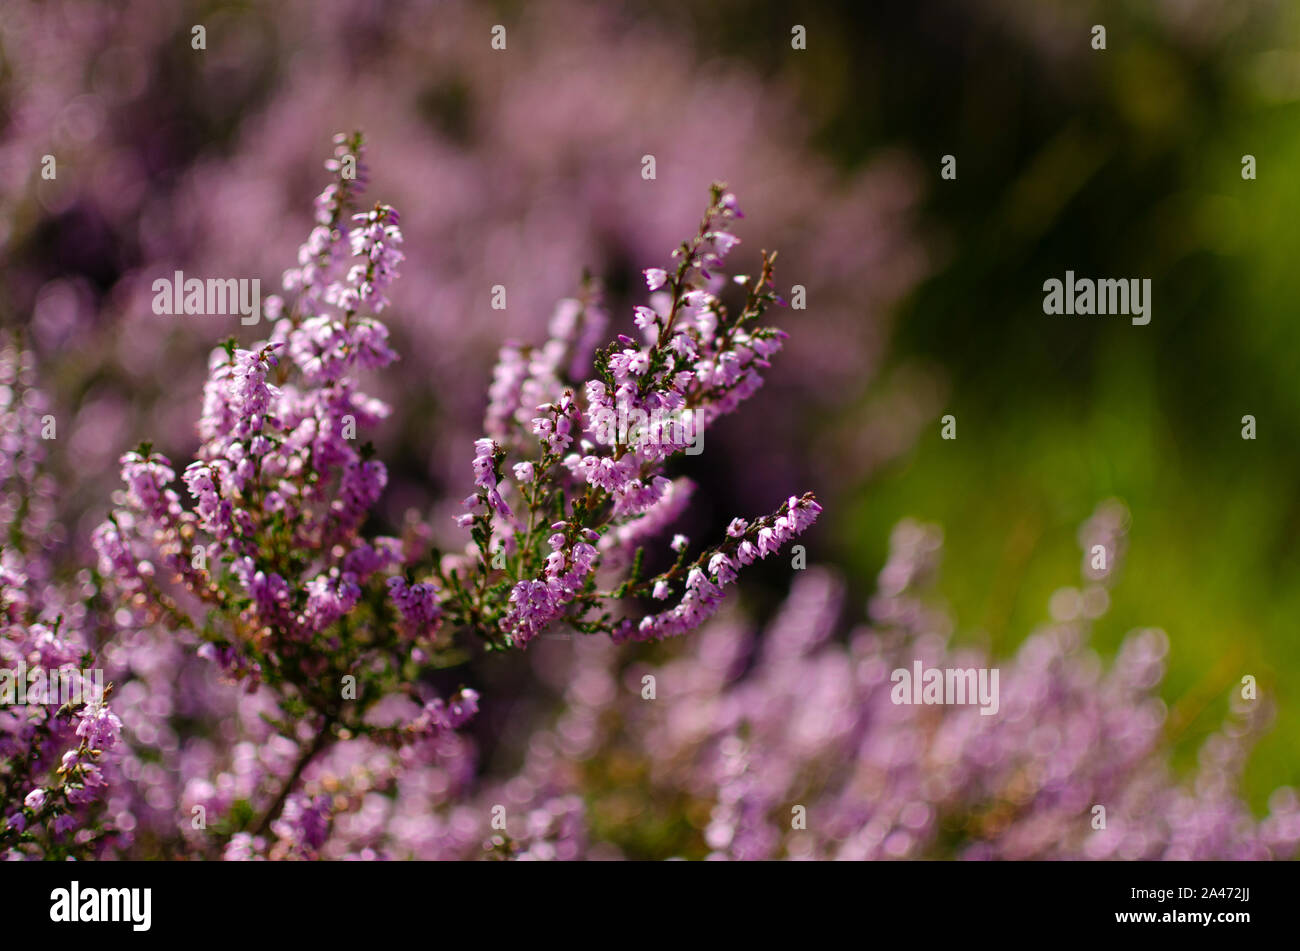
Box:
333;459;388;534
273;794;332;856
472;438;498;490
633;306;658;333
303;572;362;633
446;688;480;728
386;577;443;640
341;538;403;582
91;519;140;583
223;832;267;862
119;450;179;523
230;345;281;427
76;700;123;751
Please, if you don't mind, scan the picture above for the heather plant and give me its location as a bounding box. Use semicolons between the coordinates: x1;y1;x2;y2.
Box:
517;504;1300;860
289;501;1300;861
85;134;816;856
0;0;1293;872
1;339;122;859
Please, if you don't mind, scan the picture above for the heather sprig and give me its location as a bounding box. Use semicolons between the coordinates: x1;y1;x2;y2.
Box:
1;340;121;859
0;566;121;859
442;183;820;649
91;135;476;849
87;136;816;853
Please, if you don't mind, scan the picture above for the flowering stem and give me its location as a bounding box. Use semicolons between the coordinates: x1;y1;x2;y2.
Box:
251;714;336;839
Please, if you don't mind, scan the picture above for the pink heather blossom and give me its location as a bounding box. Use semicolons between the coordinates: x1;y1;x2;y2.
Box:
464;185;819;649
1;341;124;857
386;577;443;641
10;141;820;861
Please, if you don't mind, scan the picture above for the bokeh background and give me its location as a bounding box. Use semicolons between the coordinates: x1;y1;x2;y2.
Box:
2;0;1297;849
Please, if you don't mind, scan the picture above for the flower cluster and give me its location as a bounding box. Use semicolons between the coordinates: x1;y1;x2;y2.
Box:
1;340;122;859
107;502;1297;862
74;136;814;856
10;129;1288;865
442;184;819;650
87;136;480;853
520;504;1300;860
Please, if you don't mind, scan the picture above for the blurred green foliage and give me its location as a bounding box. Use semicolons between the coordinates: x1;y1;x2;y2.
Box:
664;0;1300;806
